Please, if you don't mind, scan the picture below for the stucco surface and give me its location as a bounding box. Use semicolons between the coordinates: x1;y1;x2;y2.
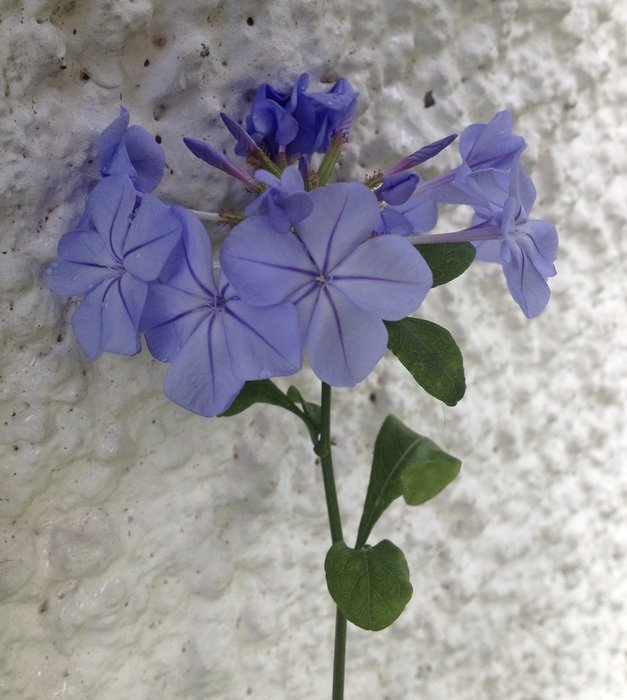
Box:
1;1;626;698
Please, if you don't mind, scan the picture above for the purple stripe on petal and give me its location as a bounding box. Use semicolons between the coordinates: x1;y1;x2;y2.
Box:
87;176;136;261
221;217;316;305
163;316;242;416
223;301;302;379
305;285;387;387
331;235;432;320
123;196;182;282
296;183;380;272
46;259;113;297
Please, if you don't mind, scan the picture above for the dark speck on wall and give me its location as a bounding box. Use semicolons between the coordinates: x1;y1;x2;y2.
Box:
424;91;435;108
246;17;254;26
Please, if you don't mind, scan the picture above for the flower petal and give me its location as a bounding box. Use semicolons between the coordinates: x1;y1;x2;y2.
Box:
96;107;130;176
124;125;165;193
70;283;109;362
305;285;388;387
87;175;137;260
46;258;112;297
296;183;380;272
161;208;218;296
100;273;147;355
520;219;559;269
392;191;439;233
220;217;316;305
332;235;432;320
377;172;419;205
460;110;526;171
502;244;551;318
163;316;243;417
47;229;114;296
375;209;413;237
223;300;302;379
122;195;182;282
472;239;502;263
70;273;145;361
142;282;207;361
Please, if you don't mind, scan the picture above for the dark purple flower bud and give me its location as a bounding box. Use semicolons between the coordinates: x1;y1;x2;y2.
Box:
298;155;311;183
220;112;258;157
183;137;258;189
377;172;419;205
383;133;457;177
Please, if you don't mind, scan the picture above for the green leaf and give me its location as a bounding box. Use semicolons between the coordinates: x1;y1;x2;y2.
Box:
385;317;465;406
325;539;413;631
286;385;321;433
355;415;461;547
220;380;302;418
414;242;476;287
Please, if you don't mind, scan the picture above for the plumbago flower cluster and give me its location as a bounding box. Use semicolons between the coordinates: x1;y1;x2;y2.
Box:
47;74;558;698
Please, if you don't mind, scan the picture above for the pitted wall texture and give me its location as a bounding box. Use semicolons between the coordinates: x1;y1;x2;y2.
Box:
1;1;626;698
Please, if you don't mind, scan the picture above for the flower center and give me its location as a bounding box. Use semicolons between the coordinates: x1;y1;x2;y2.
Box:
315;272;331;287
208;295;227;315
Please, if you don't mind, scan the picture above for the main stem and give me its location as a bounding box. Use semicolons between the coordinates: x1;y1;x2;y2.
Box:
318;382;347;700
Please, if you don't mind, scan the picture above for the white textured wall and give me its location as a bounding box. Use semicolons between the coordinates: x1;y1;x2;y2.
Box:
1;1;626;698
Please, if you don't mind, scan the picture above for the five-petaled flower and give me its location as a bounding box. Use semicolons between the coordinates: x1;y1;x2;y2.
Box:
221;182;433;386
469;162;558;318
46;175;182;360
142;208;302;416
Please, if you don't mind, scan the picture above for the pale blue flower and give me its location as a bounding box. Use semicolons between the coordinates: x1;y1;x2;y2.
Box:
221;182;432;386
46;176;182;360
142;208;302;416
96;107;165;193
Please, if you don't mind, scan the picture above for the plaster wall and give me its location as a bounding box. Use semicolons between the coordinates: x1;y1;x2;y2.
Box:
1;1;626;698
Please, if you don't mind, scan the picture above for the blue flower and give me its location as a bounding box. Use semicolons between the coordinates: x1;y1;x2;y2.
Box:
245;166;313;233
241;73;358;160
46;176;182;360
96;107;165;193
386;111;526;236
469;163;558;317
221;182;432;387
430;110;527;207
459;110;526;172
142;208;302;416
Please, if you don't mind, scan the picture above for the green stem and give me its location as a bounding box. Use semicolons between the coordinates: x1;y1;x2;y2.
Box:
319;383;343;543
317;133;345;186
332;608;347;699
318;382;347;700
